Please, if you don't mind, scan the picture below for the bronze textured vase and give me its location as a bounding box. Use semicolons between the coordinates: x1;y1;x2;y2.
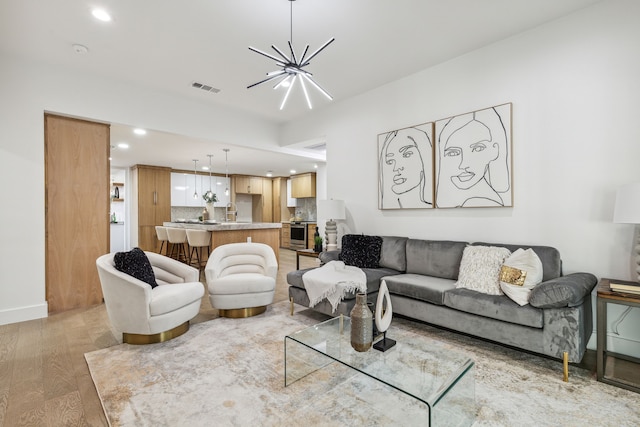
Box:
350;293;373;352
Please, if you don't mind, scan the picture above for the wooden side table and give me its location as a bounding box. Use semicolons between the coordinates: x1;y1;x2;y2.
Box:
596;278;640;393
296;249;320;269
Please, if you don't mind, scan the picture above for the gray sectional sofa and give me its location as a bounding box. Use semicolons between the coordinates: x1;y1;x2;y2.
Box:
287;236;597;362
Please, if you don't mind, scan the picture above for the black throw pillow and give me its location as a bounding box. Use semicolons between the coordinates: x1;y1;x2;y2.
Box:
340;234;383;269
113;247;158;289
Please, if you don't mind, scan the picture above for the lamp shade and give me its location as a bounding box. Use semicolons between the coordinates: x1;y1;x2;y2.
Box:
318;199;345;220
613;182;640;224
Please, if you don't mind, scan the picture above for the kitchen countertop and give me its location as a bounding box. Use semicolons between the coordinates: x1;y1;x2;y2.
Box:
164;221;282;231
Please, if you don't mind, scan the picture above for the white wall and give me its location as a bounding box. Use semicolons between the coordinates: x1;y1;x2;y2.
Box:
282;0;640;353
0;55;280;325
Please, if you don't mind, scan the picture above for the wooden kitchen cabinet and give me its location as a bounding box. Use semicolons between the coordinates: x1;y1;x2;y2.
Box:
291;173;316;198
132;165;171;251
250;178;273;222
262;178;273;222
281;223;291;248
234;175;263;194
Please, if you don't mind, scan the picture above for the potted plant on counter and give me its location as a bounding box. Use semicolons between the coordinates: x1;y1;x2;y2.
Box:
314;236;323;253
202;191;218;220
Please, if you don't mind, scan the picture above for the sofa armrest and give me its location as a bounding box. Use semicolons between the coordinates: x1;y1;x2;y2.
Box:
318;250;340;265
529;272;597;308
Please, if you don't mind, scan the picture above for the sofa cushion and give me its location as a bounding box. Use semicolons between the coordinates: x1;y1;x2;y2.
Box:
499;248;544;306
405;239;467;279
340;234;383;268
444;288;544;328
456;245;511;295
472;242;562;281
114;247;158;289
379;236;408;272
383;274;456;305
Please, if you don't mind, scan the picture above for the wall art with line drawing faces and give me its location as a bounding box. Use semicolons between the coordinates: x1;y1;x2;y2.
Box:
378;122;435;210
435;103;513;208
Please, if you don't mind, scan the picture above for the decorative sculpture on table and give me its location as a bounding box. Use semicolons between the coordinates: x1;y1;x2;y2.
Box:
373;280;396;351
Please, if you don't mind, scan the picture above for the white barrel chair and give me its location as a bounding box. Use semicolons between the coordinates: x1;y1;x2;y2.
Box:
205;242;278;318
96;251;204;344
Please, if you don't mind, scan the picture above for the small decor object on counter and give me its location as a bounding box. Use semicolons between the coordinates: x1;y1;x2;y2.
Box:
202;207;209;221
350;293;373;352
111;212;117;223
373;280;396;352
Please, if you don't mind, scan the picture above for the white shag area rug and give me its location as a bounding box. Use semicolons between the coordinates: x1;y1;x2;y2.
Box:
85;301;640;426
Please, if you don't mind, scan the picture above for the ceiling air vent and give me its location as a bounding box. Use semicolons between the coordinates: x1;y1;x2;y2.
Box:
191;81;221;94
305;142;326;151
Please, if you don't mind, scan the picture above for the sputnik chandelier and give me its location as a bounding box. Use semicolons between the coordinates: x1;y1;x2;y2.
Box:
247;0;334;110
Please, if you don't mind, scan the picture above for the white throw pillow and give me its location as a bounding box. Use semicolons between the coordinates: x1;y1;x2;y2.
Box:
456;246;512;295
499;248;544;306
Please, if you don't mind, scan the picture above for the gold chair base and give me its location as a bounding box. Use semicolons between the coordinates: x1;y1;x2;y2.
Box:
219;306;267;318
123;321;190;345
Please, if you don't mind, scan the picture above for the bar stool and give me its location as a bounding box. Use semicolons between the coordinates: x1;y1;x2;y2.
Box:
155;226;169;255
186;229;211;271
166;227;189;263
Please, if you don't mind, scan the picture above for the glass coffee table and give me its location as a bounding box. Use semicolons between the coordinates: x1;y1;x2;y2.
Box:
285;316;475;426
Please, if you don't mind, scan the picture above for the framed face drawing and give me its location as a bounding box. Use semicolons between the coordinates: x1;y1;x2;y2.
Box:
378;122;435;209
435;103;512;208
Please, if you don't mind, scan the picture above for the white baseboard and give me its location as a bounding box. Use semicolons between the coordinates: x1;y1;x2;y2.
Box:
0;303;48;326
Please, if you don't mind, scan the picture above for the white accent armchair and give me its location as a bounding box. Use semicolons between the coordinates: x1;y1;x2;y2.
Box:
205;242;278;318
96;251;204;344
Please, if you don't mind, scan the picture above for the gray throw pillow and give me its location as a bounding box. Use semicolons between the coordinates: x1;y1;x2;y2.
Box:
529;273;597;308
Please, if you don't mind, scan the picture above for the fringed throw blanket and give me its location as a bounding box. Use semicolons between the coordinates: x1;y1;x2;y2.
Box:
303;261;366;313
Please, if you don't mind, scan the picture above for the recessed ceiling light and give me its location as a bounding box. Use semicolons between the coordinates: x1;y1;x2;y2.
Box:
290;169;296;174
133;128;146;135
117;143;129;149
202;166;209;171
266;171;273;177
91;9;112;22
72;44;89;54
314;164;318;169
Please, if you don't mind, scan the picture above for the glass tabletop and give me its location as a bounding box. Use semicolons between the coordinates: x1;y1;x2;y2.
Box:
285;315;475;424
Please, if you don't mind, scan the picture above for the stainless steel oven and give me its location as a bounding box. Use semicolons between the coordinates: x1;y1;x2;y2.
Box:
289;223;307;250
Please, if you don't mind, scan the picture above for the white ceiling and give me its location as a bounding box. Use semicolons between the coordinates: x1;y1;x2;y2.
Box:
1;0;601;175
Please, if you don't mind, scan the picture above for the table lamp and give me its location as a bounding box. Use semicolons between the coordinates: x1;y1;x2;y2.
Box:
318;199;345;251
613;182;640;282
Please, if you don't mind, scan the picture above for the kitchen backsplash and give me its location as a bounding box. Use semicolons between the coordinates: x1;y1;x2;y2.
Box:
294;198;317;221
171;206;227;222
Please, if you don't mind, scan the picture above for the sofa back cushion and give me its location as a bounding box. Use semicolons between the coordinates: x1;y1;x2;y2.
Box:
472;242;562;281
378;236;408;272
406;239;468;280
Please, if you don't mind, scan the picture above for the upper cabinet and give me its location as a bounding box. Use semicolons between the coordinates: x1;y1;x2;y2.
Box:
234;175;263;194
286;179;296;207
213;178;230;207
171;172;204;207
291;173;316;198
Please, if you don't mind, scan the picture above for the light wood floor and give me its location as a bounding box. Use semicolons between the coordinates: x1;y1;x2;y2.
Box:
0;248;320;427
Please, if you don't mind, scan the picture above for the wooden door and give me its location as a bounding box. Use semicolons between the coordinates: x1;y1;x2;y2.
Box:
45;114;109;313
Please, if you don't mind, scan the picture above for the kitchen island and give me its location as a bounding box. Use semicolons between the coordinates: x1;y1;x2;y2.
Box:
163;222;282;259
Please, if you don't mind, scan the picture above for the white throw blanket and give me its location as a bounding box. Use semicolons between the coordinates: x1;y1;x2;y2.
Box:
302;261;367;313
